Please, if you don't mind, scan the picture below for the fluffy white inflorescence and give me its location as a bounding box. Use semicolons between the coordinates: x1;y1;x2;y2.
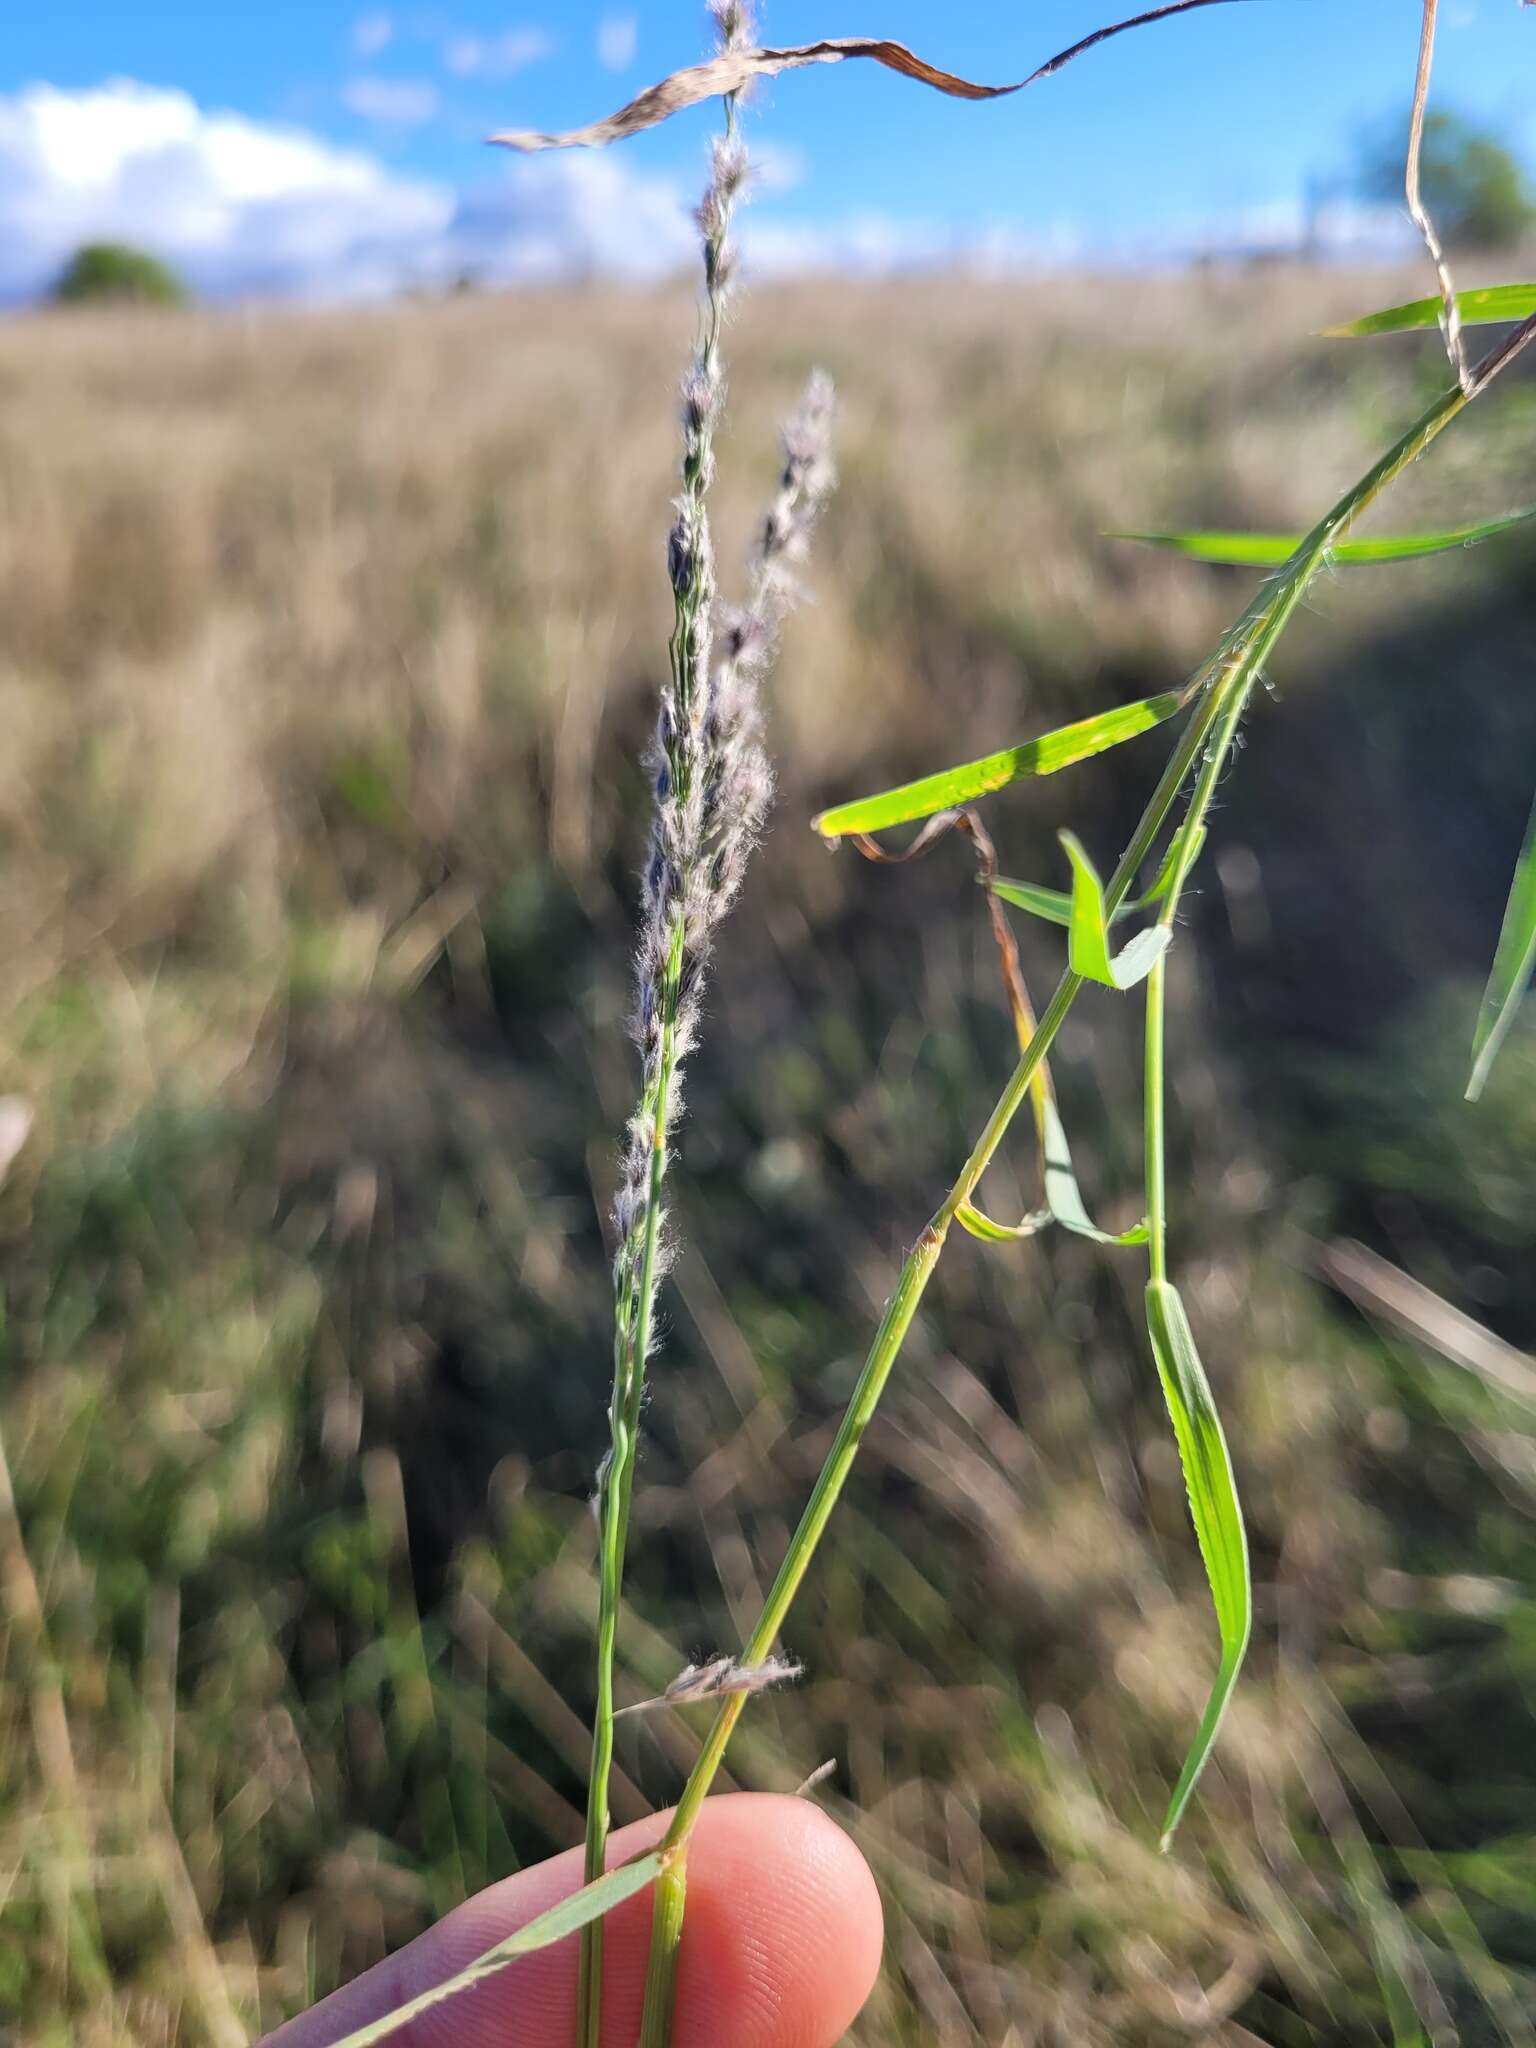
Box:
707;0;759;55
614;364;835;1271
609;37;835;1291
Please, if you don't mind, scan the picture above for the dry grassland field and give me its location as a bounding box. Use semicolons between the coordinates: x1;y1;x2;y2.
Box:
2;265;1535;2045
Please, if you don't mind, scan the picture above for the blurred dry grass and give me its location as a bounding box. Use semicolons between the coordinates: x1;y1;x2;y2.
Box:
1;268;1535;2045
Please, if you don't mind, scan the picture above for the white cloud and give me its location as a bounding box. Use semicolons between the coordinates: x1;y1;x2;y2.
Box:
450;151;695;281
0;76;1412;308
749;141;807;194
1171;196;1414;264
0;80;451;300
0;78;697;302
736;193;1416;280
596;13;638;72
739;210;1078;278
443;27;554;78
352;13;394;57
342;75;439;128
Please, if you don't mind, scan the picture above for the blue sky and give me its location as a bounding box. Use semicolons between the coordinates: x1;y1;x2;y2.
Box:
0;2;1532;297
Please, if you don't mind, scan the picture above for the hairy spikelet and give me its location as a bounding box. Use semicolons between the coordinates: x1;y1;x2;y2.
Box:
707;0;758;54
612;158;834;1285
702;370;836;924
610;109;742;1275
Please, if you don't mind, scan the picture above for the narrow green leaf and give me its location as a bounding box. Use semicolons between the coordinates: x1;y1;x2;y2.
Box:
992;829;1206;933
1112;506;1536;567
321;1851;666;2048
1323;281;1536;339
1467;793;1536;1102
1062;832;1116;982
1061;831;1171;991
1144;1280;1251;1848
958;1107;1147;1251
956;1199;1049;1243
991;876;1072;927
1040;1095;1149;1245
811;691;1184;839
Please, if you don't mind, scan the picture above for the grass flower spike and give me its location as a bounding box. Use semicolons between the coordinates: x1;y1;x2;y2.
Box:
580;11;836;2041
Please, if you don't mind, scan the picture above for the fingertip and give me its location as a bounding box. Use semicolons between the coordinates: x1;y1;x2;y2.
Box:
265;1793;882;2048
669;1795;884;2048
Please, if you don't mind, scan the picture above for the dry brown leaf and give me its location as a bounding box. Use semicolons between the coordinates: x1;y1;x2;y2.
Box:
491;2;1248;152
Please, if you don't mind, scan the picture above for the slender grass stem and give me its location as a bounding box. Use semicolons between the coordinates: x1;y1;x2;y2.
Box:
638;1851;691;2045
1404;0;1470;392
578;920;688;2039
1144;645;1260;1286
1144;956;1169;1286
638;324;1536;2048
577;84;744;2048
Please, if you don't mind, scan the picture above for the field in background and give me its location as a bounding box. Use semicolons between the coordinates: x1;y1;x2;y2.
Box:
1;269;1535;2046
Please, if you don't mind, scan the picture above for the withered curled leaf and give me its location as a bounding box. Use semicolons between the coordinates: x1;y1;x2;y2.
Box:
492;3;1248;152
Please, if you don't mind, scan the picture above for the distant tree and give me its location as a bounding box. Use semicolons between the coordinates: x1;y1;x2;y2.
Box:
1359;109;1535;251
52;242;189;308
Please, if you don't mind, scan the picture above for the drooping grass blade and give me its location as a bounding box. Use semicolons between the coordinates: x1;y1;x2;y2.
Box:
811;691;1184;839
977;861;1148;1248
956;1096;1148;1249
1144;1279;1252;1847
956;1200;1050;1243
1323;281;1536;339
321;1851;666;2048
1061;831;1170;990
1112;506;1536;566
1467;792;1536;1102
1040;1094;1149;1244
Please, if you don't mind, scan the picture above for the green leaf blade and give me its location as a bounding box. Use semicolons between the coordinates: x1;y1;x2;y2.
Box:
1112;530;1306;567
994;828;1207;931
958;1101;1146;1251
321;1851;666;2048
1061;831;1170;991
811;691;1184;839
1108;927;1172;990
1113;506;1536;567
990;876;1073;927
1467;793;1536;1102
1040;1095;1148;1245
1323;282;1536;339
1144;1280;1252;1848
955;1200;1050;1243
